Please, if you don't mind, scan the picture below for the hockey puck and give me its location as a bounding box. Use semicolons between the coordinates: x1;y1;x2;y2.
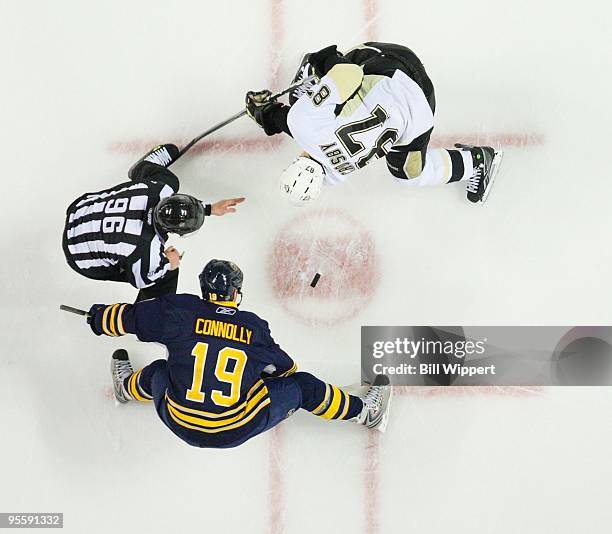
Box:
310;273;321;288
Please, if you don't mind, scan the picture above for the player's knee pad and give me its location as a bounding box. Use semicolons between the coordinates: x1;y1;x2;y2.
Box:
388;151;425;182
141;359;168;383
404;151;425;179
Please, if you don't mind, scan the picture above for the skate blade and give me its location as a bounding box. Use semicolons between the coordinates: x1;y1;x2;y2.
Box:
479;150;504;204
113;394;130;406
376;387;394;434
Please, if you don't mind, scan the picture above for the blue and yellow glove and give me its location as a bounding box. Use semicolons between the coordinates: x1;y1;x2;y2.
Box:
87;303;130;337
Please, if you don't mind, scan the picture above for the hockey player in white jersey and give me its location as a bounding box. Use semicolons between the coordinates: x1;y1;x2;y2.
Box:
245;42;502;205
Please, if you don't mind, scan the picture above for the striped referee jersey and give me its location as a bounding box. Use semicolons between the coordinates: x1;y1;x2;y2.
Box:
63;179;176;288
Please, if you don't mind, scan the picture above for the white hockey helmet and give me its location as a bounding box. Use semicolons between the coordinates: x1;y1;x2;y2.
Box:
279;156;325;206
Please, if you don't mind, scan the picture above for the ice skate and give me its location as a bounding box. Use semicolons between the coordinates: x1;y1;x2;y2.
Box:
128;143;179;178
289;54;319;105
457;144;504;204
355;375;393;433
111;349;134;404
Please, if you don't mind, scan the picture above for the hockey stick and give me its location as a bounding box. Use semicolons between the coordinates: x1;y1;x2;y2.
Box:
175;75;317;160
60;304;90;318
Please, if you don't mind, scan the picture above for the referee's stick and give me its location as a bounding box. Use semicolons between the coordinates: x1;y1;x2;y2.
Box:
60;304;90;318
175;75;317;160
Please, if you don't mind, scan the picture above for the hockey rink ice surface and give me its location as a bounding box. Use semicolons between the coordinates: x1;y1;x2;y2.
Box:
2;1;612;533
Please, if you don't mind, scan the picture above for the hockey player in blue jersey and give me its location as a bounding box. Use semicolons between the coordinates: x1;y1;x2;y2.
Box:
85;259;392;448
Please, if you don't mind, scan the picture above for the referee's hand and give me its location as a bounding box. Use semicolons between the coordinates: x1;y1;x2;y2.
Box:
164;246;181;270
211;197;245;216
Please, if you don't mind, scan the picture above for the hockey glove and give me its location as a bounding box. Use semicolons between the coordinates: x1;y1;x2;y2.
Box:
245;90;285;136
87;304;107;336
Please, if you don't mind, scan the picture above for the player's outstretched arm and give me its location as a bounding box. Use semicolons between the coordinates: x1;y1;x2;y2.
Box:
245;91;292;137
86;298;175;342
87;303;133;337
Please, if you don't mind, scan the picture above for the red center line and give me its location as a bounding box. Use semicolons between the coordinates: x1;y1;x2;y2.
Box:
431;132;544;149
364;0;379;43
266;3;287;534
396;385;543;398
269;426;285;534
362;4;380;533
108;136;283;155
108;131;543;156
269;0;285;92
365;430;380;534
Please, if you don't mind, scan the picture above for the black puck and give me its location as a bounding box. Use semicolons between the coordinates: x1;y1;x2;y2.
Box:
310;273;321;288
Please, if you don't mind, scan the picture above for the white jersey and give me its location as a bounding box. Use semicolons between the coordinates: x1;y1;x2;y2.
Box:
287;63;434;185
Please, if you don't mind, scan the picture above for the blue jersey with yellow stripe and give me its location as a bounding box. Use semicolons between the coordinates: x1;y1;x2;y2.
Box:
93;294;297;447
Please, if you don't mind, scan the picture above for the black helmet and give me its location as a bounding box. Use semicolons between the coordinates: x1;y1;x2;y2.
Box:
154;194;205;236
199;259;243;302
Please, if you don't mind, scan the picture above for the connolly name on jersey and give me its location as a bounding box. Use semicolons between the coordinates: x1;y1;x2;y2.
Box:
195;317;253;344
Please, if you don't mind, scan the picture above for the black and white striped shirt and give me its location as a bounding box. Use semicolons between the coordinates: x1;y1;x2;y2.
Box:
63;179;177;289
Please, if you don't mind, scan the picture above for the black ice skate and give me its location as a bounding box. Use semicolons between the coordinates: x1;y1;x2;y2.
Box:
111;349;134;404
355;375;393;433
128;143;179;179
456;144;504;204
289;54;319;106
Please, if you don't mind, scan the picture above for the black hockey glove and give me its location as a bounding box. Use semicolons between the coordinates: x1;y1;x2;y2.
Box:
245;90;285;136
307;45;347;77
87;304;106;336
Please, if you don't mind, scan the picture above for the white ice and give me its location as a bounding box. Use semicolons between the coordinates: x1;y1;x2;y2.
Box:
2;0;612;533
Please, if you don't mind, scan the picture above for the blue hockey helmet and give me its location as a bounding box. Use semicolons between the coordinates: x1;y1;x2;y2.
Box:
199;259;244;302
